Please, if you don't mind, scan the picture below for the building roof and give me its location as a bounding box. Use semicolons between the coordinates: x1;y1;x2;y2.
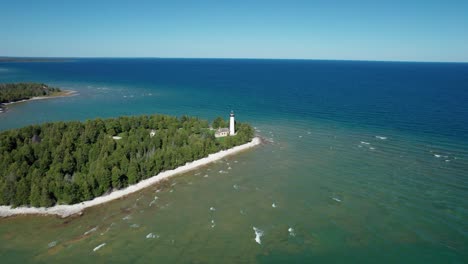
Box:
31;134;41;143
216;128;229;133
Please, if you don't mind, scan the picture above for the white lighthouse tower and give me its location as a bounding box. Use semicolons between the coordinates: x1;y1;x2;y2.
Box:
229;111;235;136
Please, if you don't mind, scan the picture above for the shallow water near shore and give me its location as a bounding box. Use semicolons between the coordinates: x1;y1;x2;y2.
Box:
0;59;467;263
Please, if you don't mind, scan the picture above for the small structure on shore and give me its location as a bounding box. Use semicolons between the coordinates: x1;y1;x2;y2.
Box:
31;134;41;143
215;111;236;138
215;128;229;137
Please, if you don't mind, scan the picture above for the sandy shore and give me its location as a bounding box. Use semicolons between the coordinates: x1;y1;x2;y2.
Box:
1;90;77;111
0;137;261;218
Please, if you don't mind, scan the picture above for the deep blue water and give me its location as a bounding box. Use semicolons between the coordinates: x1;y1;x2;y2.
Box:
0;59;467;263
2;59;468;140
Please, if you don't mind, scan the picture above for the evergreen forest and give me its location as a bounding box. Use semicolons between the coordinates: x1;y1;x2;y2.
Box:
0;83;62;104
0;114;254;207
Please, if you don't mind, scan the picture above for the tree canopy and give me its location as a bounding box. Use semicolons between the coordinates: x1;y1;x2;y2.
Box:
0;83;61;104
0;114;254;207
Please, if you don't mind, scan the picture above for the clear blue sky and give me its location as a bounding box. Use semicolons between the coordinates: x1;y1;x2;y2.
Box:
1;0;467;62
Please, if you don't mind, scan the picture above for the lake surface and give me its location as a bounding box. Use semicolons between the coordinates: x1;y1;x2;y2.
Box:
0;59;467;263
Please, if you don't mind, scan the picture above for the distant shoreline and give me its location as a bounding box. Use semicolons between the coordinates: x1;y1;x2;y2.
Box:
0;137;261;218
0;90;77;113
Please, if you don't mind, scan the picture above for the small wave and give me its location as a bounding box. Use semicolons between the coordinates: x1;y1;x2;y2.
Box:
210;207;216;211
375;136;387;140
272;203;277;208
233;184;239;190
332;197;342;203
122;215;132;221
253;227;264;244
204;174;209;178
146;233;159;239
93;243;106;252
434;154;441;158
360;141;370;145
288;227;295;237
48;241;57;248
84;227;98;236
130;224;140;228
369;147;375;150
211;220;216;228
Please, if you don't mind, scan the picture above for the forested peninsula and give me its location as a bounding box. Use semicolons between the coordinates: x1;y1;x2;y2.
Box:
0;83;69;113
0;115;254;207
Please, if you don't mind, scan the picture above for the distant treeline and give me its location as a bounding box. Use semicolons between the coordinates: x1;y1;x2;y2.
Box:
0;83;61;104
0;115;254;207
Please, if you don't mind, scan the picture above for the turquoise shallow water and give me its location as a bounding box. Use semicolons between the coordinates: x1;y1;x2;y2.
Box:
0;59;467;263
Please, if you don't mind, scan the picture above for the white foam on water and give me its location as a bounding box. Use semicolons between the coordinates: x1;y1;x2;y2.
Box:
194;172;201;176
146;233;158;239
434;154;441;158
298;135;303;138
130;224;140;228
204;174;209;178
375;136;387;140
122;215;132;220
234;160;238;163
149;200;157;207
361;141;370;145
233;184;239;190
93;243;106;252
253;227;263;245
369;147;375;150
228;167;232;170
288;227;295;237
332;197;342;203
48;241;57;248
211;220;216;228
307;131;311;135
84;226;98;236
445;160;450;162
272;203;277;208
210;207;216;211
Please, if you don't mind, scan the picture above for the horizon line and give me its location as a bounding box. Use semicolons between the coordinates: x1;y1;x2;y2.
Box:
1;56;467;64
